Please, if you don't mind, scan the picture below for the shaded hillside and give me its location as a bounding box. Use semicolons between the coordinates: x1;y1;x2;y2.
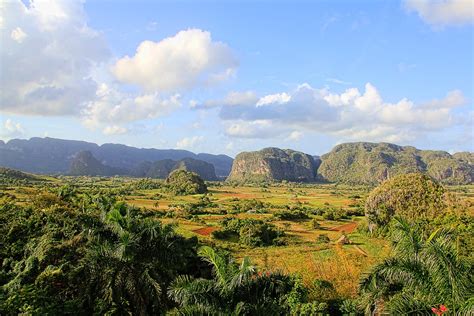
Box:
196;153;234;180
0;167;41;182
131;158;218;180
0;137;233;177
69;151;127;176
174;158;218;181
137;159;176;179
318;142;473;185
227;147;317;182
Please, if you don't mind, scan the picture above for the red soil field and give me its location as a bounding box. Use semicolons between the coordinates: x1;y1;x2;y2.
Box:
330;222;358;233
193;226;218;236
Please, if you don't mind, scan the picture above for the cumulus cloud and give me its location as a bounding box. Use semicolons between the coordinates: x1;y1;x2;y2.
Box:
1;119;25;139
82;84;181;129
256;93;291;107
0;0;109;116
176;136;204;149
112;29;237;92
212;83;468;143
1;2;231;133
405;0;474;26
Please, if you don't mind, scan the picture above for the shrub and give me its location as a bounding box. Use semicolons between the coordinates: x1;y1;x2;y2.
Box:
274;209;309;220
212;218;284;246
165;170;207;195
365;173;446;231
309;218;321;229
316;234;330;244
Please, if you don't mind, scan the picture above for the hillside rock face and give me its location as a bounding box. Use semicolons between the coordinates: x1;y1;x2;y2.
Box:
227;148;318;182
69;151;126;176
131;158;218;181
318;142;473;185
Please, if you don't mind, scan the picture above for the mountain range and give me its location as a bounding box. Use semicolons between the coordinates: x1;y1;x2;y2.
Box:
0;137;472;185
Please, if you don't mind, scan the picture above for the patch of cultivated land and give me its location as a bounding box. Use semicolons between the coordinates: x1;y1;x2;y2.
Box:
5;179;474;301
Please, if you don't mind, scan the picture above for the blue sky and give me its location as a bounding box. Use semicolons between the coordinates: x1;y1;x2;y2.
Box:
1;0;473;156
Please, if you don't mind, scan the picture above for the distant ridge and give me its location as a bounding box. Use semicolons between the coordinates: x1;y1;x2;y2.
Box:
0;137;233;178
1;137;472;184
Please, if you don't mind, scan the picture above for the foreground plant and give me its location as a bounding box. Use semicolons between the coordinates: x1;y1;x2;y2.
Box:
168;246;294;315
359;217;473;314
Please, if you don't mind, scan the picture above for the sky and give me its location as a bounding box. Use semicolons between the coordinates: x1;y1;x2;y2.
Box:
1;0;473;156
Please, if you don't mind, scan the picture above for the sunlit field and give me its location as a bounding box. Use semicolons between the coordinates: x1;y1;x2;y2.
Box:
4;176;473;302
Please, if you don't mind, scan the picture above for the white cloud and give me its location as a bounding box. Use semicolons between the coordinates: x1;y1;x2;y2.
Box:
1;119;25;139
256;92;291;107
0;0;109;116
82;83;181;128
285;130;303;141
10;27;27;43
405;0;474;26
212;83;468;143
112;29;237;92
423;89;466;108
176;136;204;149
103;125;128;135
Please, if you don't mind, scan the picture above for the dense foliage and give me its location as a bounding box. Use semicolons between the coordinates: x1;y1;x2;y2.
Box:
168;246;296;315
0;192;200;315
212;218;284;246
360;217;474;314
165;170;208;195
365;173;446;231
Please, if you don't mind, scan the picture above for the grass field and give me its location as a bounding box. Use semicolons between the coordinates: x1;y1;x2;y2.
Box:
3;177;474;300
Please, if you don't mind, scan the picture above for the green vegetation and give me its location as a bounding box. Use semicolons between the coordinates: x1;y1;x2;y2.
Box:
360;217;473;314
0;168;472;315
365;173;446;231
165;169;208;195
319;142;473;185
212;218;284;246
168;246;295;314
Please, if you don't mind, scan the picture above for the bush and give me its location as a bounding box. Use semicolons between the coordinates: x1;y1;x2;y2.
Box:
365;173;446;231
309;218;321;229
339;299;362;315
165;170;207;195
274;209;309;220
316;234;330;244
212;218;284;246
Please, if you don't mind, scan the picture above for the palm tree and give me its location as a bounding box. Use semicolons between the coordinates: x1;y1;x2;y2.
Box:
359;217;473;314
168;246;294;315
84;205;197;315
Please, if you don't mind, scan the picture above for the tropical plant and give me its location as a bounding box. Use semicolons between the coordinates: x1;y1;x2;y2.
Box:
168;246;295;315
359;217;473;314
84;203;199;314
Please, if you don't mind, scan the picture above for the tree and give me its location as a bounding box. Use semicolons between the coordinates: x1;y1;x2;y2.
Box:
365;173;446;231
165;170;207;195
84;203;199;315
359;217;473;314
168;246;294;315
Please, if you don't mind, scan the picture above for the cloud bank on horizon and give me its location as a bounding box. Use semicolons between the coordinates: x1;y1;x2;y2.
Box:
0;0;472;155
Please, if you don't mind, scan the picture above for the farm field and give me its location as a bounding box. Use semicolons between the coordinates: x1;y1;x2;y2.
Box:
3;176;473;302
